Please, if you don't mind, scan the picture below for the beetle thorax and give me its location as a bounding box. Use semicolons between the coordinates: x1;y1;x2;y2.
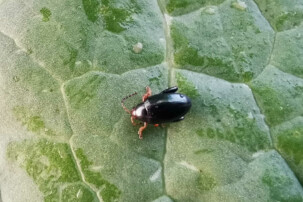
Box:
132;105;147;119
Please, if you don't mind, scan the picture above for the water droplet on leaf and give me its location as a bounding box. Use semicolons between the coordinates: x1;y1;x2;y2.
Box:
133;42;143;53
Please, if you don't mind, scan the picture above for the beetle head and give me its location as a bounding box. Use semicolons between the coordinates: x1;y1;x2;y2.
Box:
131;105;145;119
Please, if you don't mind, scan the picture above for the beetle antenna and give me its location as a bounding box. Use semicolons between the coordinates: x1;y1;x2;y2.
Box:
121;92;137;114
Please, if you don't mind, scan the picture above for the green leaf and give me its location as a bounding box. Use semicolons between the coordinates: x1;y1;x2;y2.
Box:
271;26;303;78
272;117;303;184
170;0;275;82
162;0;225;16
1;0;303;201
250;65;303;126
254;0;303;31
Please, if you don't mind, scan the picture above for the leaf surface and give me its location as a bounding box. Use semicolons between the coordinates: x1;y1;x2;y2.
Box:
1;0;303;201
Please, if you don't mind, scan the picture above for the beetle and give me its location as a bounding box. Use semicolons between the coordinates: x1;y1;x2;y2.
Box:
121;86;191;139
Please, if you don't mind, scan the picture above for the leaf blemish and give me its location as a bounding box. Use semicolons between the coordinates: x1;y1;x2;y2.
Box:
75;148;121;201
176;73;199;98
40;7;52;22
179;161;199;172
149;168;162;182
231;1;247;11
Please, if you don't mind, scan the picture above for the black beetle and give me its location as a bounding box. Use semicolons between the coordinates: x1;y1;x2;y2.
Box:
121;86;191;139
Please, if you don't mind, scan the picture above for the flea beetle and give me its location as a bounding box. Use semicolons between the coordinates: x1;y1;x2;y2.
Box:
121;86;191;139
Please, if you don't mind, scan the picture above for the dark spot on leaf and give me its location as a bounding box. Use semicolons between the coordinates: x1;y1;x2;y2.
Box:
82;0;100;22
75;148;121;201
99;0;141;33
197;171;216;191
13;76;20;82
40;8;51;22
7;140;81;201
176;73;199;99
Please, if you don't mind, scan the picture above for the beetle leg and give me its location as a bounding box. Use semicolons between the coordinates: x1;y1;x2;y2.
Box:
154;124;159;127
142;86;152;102
138;122;147;139
131;116;143;126
131;116;137;126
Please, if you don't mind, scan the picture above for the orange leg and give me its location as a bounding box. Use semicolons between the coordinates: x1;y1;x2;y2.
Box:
154;124;159;127
131;116;137;126
131;116;143;126
138;122;147;139
142;86;152;102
